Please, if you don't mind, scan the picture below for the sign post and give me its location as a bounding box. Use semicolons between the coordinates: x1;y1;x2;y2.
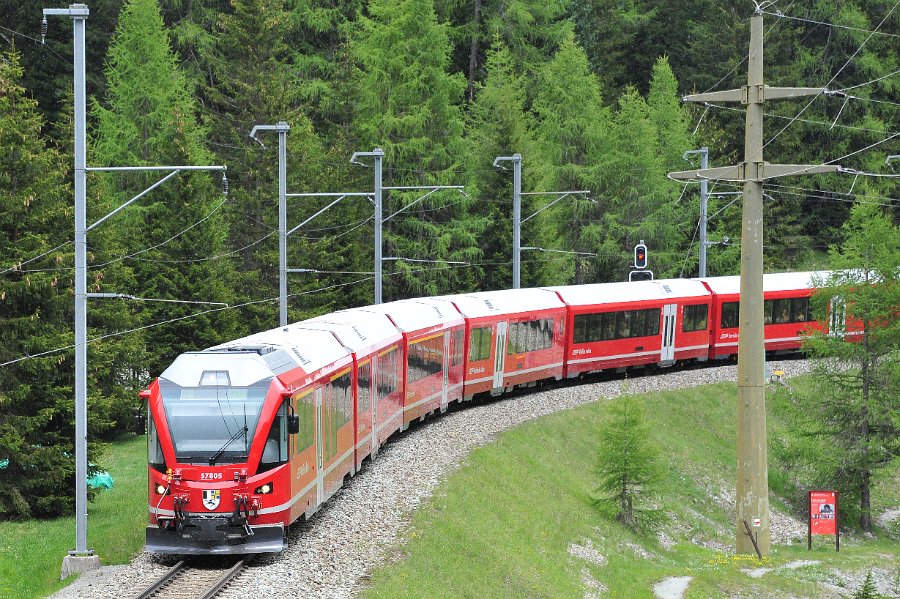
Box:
808;490;839;551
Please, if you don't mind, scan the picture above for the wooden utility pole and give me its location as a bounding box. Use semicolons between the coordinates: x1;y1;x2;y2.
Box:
669;13;840;556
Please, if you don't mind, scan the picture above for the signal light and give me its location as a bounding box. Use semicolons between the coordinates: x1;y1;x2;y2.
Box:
634;241;648;269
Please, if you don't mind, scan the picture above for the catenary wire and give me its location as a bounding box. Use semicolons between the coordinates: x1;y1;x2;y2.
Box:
759;1;899;156
2;240;73;275
759;9;900;39
1;254;578;368
703;101;899;137
836;69;900;92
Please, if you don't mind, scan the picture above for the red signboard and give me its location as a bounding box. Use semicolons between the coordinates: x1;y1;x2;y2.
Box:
809;490;837;535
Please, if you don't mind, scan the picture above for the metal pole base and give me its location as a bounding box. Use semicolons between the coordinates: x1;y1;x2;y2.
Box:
61;552;100;580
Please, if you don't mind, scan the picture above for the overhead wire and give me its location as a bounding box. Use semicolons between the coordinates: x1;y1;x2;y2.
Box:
2;240;73;275
758;9;900;39
91;195;230;268
703;101;898;137
699;1;795;95
0;276;373;368
759;0;900;156
0;23;69;63
128;231;276;264
836;68;900;92
2;253;587;369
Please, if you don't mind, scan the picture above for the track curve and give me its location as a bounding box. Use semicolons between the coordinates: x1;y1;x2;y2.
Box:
52;359;812;599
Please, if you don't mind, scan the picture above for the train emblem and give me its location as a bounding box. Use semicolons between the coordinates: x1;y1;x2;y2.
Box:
202;489;220;510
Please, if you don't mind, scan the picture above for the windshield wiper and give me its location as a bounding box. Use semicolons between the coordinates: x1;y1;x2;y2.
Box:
208;426;248;466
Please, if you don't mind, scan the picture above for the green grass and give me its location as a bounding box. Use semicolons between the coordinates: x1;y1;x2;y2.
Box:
2;380;897;598
361;381;900;598
0;434;148;599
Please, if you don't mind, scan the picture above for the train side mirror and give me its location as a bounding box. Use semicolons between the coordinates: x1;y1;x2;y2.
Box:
135;388;150;435
288;414;300;435
134;409;147;435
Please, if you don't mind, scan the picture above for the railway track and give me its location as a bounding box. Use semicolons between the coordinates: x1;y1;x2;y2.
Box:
133;557;251;599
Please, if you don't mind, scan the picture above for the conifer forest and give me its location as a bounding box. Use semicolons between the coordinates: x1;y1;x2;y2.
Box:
0;0;897;517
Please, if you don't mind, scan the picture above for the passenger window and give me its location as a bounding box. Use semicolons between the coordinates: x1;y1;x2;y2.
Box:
791;297;810;322
682;304;708;332
469;327;491;361
293;389;316;456
721;302;740;329
773;299;791;324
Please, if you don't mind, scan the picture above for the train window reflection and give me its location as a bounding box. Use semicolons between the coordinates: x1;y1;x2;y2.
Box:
159;378;272;465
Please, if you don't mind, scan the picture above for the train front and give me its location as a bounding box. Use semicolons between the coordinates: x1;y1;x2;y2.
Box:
142;350;297;555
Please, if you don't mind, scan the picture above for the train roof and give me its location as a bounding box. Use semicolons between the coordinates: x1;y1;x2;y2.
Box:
207;325;350;378
697;271;830;294
438;288;566;318
545;278;711;306
160;351;276;388
362;297;463;333
301;308;402;354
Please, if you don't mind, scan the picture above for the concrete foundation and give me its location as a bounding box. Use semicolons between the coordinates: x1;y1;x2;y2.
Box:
60;554;100;580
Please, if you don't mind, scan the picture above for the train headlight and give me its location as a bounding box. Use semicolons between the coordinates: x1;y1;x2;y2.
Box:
155;483;167;495
254;483;273;495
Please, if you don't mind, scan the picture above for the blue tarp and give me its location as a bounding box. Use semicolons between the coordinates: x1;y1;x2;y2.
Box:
0;457;113;489
87;471;114;490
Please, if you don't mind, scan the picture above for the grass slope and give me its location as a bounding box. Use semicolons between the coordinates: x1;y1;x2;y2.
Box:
361;381;899;598
1;380;896;598
0;435;148;599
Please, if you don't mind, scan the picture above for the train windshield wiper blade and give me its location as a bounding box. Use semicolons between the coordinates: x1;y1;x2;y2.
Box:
208;426;248;466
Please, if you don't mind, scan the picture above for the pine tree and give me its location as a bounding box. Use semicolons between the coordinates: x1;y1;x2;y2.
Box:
0;51;79;517
569;0;653;103
852;571;881;599
437;0;571;102
173;0;349;324
593;394;661;529
531;33;610;285
464;39;540;289
802;202;899;533
647;57;694;173
593;88;682;281
352;0;482;300
92;0;240;374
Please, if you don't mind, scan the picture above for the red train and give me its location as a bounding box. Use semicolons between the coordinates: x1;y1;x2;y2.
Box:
142;271;839;554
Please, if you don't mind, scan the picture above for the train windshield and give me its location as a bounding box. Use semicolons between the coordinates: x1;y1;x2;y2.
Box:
159;378;273;465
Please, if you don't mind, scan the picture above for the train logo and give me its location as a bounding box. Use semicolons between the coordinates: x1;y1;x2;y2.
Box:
202;490;220;510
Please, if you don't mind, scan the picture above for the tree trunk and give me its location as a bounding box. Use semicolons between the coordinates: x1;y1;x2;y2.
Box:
860;314;872;533
466;0;483;103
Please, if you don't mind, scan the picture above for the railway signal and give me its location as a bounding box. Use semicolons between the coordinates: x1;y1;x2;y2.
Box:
629;241;652;281
634;241;648;269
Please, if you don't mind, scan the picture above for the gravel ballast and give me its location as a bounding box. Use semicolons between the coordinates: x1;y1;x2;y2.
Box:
51;360;850;599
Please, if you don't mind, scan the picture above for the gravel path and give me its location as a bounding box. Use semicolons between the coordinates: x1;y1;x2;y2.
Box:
653;576;693;599
51;360;813;599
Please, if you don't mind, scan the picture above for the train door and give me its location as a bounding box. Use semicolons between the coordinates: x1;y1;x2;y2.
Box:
492;321;508;391
829;297;846;338
441;331;450;412
661;304;677;363
356;359;374;467
371;354;379;456
315;387;324;506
